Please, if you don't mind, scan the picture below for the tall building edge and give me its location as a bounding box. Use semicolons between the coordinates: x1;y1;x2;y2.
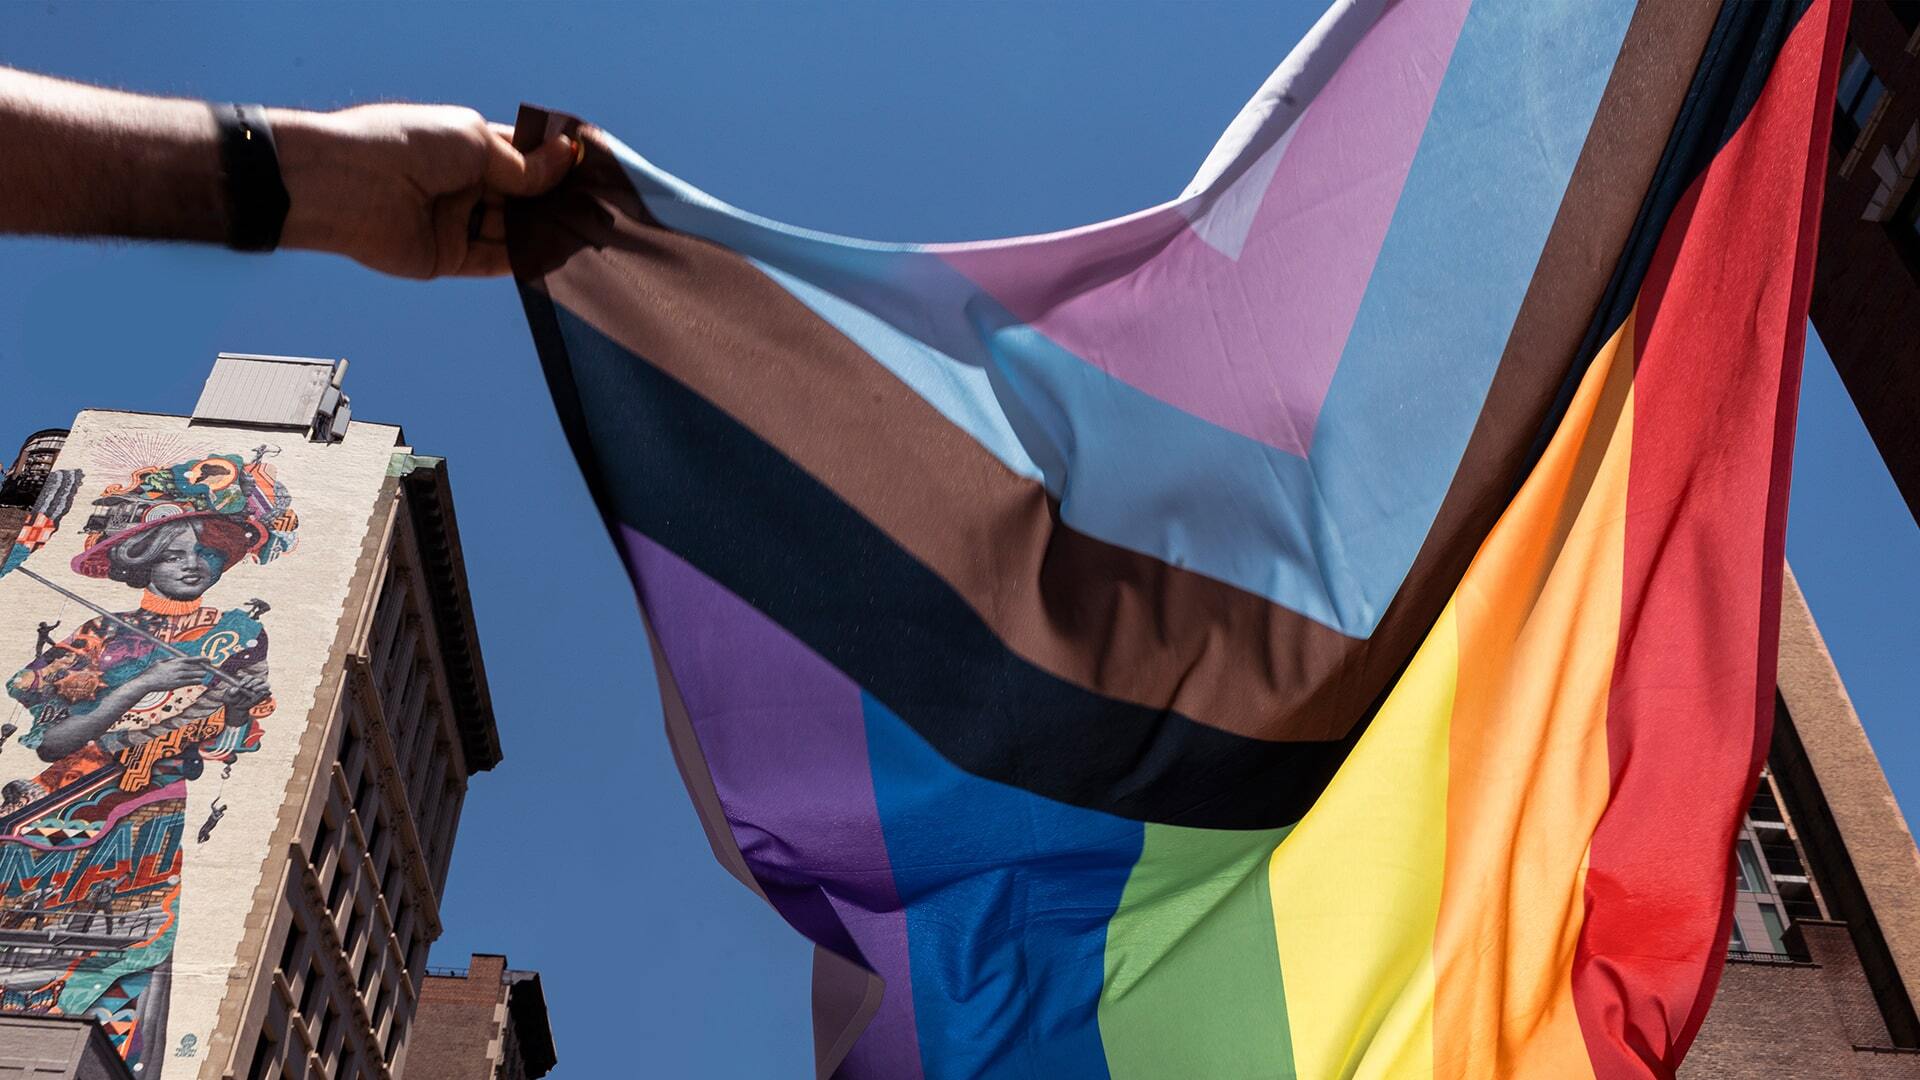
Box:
206;456;504;1079
0;356;553;1080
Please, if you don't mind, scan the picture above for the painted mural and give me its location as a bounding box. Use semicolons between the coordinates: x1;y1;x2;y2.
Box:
0;449;296;1072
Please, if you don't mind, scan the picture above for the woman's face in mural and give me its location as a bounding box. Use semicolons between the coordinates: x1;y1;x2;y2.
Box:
145;528;225;600
110;521;230;601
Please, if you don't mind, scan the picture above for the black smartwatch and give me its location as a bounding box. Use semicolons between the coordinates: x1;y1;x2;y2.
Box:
213;103;291;252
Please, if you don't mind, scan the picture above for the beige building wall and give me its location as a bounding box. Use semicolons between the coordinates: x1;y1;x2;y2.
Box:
0;409;405;1077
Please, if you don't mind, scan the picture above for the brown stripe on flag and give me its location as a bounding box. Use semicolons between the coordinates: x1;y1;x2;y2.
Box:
510;0;1717;744
1344;0;1722;706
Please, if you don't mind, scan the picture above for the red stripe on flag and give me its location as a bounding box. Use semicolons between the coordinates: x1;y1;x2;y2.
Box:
1573;1;1849;1076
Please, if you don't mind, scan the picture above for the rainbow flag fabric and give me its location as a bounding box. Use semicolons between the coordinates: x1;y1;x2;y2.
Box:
509;0;1846;1075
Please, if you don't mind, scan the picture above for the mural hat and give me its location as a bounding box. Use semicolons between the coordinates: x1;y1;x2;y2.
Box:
70;454;297;579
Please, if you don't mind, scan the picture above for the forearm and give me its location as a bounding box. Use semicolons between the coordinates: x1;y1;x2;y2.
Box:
0;67;227;242
34;683;146;760
0;65;575;276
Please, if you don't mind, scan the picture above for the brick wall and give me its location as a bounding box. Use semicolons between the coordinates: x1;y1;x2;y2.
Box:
0;505;26;553
1685;925;1920;1078
406;955;507;1080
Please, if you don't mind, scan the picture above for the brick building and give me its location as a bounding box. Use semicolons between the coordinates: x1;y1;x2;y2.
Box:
405;955;556;1080
1811;0;1920;527
1683;570;1920;1077
0;356;545;1080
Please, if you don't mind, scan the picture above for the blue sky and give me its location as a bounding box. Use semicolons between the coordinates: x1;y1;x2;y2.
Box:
2;4;1915;1076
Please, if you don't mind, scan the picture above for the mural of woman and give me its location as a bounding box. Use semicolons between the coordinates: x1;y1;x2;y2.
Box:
0;452;295;1073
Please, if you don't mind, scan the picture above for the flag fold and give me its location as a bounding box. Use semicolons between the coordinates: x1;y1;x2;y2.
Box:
508;0;1846;1074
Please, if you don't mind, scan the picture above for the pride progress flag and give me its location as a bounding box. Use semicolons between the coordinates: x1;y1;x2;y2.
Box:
509;0;1847;1075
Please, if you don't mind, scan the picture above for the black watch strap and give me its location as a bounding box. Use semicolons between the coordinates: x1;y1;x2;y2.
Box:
213;103;291;252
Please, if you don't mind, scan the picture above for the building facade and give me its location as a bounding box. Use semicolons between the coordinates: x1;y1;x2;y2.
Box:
405;955;555;1080
0;355;512;1080
1682;569;1920;1077
1812;0;1920;526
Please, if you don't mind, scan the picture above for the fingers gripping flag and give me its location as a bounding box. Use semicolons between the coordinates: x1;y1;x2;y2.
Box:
509;1;1848;1075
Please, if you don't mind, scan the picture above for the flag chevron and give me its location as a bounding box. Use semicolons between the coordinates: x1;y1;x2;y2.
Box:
510;0;1848;1073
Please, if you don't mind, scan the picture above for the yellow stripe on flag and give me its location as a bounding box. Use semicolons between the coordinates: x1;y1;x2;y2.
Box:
1269;607;1455;1080
1268;312;1638;1079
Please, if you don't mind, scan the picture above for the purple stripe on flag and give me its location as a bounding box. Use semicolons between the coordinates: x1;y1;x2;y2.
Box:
618;525;924;1078
939;0;1470;455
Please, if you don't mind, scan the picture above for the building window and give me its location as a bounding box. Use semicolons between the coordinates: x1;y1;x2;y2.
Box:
246;1029;279;1080
1758;902;1789;954
328;845;358;911
371;978;394;1034
1734;840;1767;893
340;720;361;777
319;999;340;1048
311;813;335;871
1834;45;1887;150
299;960;325;1018
278;916;306;977
344;902;368;963
1729;919;1748;953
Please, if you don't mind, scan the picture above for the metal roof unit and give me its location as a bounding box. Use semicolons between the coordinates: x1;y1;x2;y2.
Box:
191;353;352;442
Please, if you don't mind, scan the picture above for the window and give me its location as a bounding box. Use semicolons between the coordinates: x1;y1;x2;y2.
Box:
299;960;325;1018
344;903;368;962
1780;879;1823;922
339;720;361;776
278;917;307;976
329;847;357;910
371;979;394;1033
311;813;335;868
386;1011;409;1062
1748;783;1784;824
1729;919;1748;952
1833;46;1887;150
318;1001;341;1059
1734;840;1767;892
1759;833;1808;880
1758;903;1789;954
246;1028;280;1080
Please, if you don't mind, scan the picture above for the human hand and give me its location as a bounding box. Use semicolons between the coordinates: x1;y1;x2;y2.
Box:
270;104;576;279
129;655;211;695
211;673;271;715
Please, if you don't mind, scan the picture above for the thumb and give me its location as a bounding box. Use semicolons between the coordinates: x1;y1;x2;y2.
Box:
483;130;576;198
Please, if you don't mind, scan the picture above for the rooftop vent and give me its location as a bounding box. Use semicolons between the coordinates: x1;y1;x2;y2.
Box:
191;353;352;443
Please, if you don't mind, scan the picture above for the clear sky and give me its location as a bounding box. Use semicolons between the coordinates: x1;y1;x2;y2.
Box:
2;4;1915;1077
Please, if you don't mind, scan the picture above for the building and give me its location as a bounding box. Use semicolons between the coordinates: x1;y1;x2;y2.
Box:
0;355;523;1080
1683;569;1920;1077
405;955;556;1080
1811;0;1920;526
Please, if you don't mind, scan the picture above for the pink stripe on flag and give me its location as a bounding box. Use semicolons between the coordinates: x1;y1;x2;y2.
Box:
940;0;1470;454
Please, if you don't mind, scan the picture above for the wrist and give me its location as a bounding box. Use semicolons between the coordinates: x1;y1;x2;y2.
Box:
270;108;360;257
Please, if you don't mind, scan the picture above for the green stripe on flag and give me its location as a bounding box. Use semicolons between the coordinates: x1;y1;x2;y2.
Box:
1099;824;1295;1078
